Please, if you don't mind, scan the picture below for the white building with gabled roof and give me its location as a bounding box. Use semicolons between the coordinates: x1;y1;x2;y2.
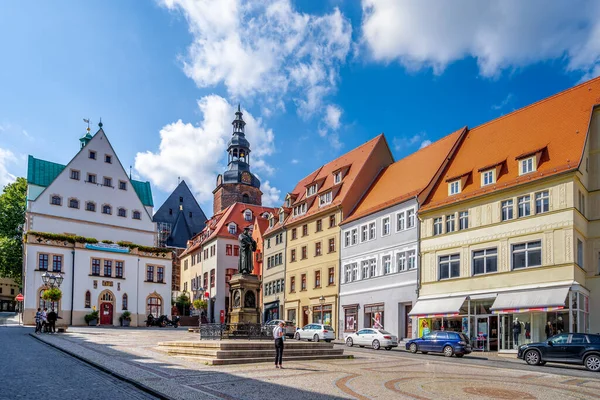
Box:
22;123;172;327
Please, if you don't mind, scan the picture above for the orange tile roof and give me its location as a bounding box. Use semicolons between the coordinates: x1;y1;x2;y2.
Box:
343;128;465;224
422;76;600;211
284;134;389;225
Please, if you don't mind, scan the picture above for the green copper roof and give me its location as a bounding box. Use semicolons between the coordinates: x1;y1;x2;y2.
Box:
27;155;154;207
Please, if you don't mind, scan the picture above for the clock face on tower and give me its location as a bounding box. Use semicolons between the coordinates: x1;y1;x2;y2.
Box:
241;171;252;184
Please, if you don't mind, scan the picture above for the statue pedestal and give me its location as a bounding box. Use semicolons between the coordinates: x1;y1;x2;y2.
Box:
228;273;261;324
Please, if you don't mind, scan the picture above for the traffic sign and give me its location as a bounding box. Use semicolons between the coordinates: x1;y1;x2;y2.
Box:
15;293;24;302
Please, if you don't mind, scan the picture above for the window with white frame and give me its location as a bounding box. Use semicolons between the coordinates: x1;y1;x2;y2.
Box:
501;200;514;221
439;254;460;280
397;252;406;271
449;180;460;195
361;225;368;242
344;231;351;247
293;203;307;216
382;217;390;236
228;223;237;234
446;214;455;233
244;210;252;221
361;260;369;279
433;217;443;235
407;250;416;269
521;157;534;174
397;212;405;231
383;255;391;274
407;209;415;228
472;248;498;275
351;263;359;281
307;184;318;197
334;171;342;184
535;191;549;214
512;241;541;269
279;211;284;224
459;211;468;230
368;222;376;240
351;228;358;245
482;170;494;186
369;259;377;278
344;265;351;283
517;195;531;218
319;191;332;207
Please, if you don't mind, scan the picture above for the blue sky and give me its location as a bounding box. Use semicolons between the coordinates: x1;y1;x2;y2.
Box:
1;1;599;214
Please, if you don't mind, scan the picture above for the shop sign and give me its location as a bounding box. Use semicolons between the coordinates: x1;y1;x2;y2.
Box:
102;281;113;287
419;318;432;337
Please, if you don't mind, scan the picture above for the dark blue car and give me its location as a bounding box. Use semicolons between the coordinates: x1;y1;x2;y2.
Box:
405;330;471;357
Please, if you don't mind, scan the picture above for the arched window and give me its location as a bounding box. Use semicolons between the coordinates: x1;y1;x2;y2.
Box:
51;195;62;206
85;291;91;308
146;296;162;316
242;193;250;203
228;223;237;234
118;208;127;217
68;198;79;209
102;205;112;215
122;294;128;311
86;202;96;212
100;291;114;302
39;288;59;311
244;209;252;221
232;149;238;160
132;211;141;220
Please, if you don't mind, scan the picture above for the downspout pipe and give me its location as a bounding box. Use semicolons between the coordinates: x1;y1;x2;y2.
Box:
70;249;75;325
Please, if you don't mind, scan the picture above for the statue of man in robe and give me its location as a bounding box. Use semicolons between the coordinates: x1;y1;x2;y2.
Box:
238;227;257;274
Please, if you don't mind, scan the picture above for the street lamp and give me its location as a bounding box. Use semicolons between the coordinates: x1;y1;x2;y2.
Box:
42;271;63;288
193;285;205;321
319;295;325;325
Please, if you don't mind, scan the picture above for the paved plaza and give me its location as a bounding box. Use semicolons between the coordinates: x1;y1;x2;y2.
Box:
5;324;598;400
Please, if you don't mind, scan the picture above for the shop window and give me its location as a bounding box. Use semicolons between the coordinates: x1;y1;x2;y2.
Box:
512;241;541;269
287;309;297;324
344;306;358;332
439;254;460;280
312;304;332;325
364;304;384;329
472;248;498;275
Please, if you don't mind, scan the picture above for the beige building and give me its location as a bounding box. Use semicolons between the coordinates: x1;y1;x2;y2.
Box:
283;135;394;333
413;77;600;353
0;278;19;311
261;208;288;322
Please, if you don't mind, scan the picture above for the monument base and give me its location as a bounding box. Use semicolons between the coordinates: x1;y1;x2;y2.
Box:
228;273;261;325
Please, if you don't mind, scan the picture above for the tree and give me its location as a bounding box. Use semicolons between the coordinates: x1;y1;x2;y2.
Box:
0;178;26;284
175;294;190;316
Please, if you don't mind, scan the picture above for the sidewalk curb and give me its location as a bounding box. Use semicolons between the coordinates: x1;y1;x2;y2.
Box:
29;333;171;400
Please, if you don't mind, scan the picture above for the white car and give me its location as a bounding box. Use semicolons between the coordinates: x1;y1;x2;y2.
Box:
294;324;335;342
345;328;398;350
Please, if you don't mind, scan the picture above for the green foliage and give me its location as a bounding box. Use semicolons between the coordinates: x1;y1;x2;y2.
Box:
42;287;62;301
0;178;26;283
119;311;132;321
27;232;169;255
116;241;172;254
101;240;114;244
193;299;207;310
84;310;99;323
176;294;191;316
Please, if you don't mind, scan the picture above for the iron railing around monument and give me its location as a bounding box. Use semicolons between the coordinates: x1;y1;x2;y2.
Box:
199;323;273;340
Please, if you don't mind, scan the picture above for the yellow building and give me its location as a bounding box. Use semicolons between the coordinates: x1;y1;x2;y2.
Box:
283;135;393;333
413;77;600;353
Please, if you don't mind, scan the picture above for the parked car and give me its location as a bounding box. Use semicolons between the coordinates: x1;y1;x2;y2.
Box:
345;328;398;350
517;333;600;372
295;324;335;342
262;320;296;338
406;331;471;357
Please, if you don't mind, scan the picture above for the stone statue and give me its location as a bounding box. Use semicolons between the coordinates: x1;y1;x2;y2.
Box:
238;227;257;274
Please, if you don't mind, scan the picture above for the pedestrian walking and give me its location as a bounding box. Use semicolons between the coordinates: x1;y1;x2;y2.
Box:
47;308;57;334
273;321;285;368
41;308;48;333
34;308;42;334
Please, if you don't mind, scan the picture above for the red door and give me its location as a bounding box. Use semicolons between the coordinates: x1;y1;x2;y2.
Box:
100;303;113;325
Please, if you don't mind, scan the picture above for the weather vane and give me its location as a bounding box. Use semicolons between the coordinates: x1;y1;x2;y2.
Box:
83;118;91;133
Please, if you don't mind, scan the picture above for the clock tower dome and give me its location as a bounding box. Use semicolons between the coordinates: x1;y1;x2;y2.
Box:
213;105;263;214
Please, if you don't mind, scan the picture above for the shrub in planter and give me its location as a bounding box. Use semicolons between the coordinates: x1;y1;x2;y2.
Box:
193;299;207;311
42;287;62;302
85;310;99;326
119;311;132;327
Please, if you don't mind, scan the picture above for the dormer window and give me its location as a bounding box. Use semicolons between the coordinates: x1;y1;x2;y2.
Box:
520;157;535;175
228;223;237;234
482;170;495;186
244;210;253;221
449;180;460;195
279;211;284;224
269;218;274;228
307;184;318;197
334;172;342;184
293;203;307;216
319;191;332;207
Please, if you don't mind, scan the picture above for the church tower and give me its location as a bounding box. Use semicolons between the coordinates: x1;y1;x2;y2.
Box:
213;105;262;214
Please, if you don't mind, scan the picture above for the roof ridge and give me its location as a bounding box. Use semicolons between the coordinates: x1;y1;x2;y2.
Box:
471;75;600;132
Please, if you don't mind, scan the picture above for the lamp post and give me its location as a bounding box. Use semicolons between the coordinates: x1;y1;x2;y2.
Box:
193;286;205;320
319;295;325;325
41;271;64;315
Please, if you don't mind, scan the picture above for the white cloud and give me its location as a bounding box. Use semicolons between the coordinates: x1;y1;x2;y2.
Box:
162;0;352;116
257;178;281;207
419;140;432;149
0;148;17;188
492;93;514;110
393;132;426;151
361;0;600;78
134;95;278;206
291;159;299;164
324;105;342;130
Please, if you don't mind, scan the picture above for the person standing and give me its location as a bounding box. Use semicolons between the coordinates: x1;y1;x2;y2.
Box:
273;321;285;369
34;308;42;334
41;308;48;333
47;308;57;334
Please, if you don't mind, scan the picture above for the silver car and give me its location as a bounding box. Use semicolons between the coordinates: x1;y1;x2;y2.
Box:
263;320;296;338
294;324;335;342
345;328;398;350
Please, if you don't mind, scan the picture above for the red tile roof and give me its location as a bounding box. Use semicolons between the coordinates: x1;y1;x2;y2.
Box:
343;128;465;224
422;76;600;211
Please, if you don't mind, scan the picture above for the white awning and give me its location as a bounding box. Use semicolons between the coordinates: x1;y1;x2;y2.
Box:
490;286;570;314
408;296;466;318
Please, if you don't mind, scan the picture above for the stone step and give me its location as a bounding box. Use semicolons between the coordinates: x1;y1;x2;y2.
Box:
158;341;334;350
172;354;352;365
160;347;344;359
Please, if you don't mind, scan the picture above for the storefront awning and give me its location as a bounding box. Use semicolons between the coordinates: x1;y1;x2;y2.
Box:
408;296;466;318
490;286;569;314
